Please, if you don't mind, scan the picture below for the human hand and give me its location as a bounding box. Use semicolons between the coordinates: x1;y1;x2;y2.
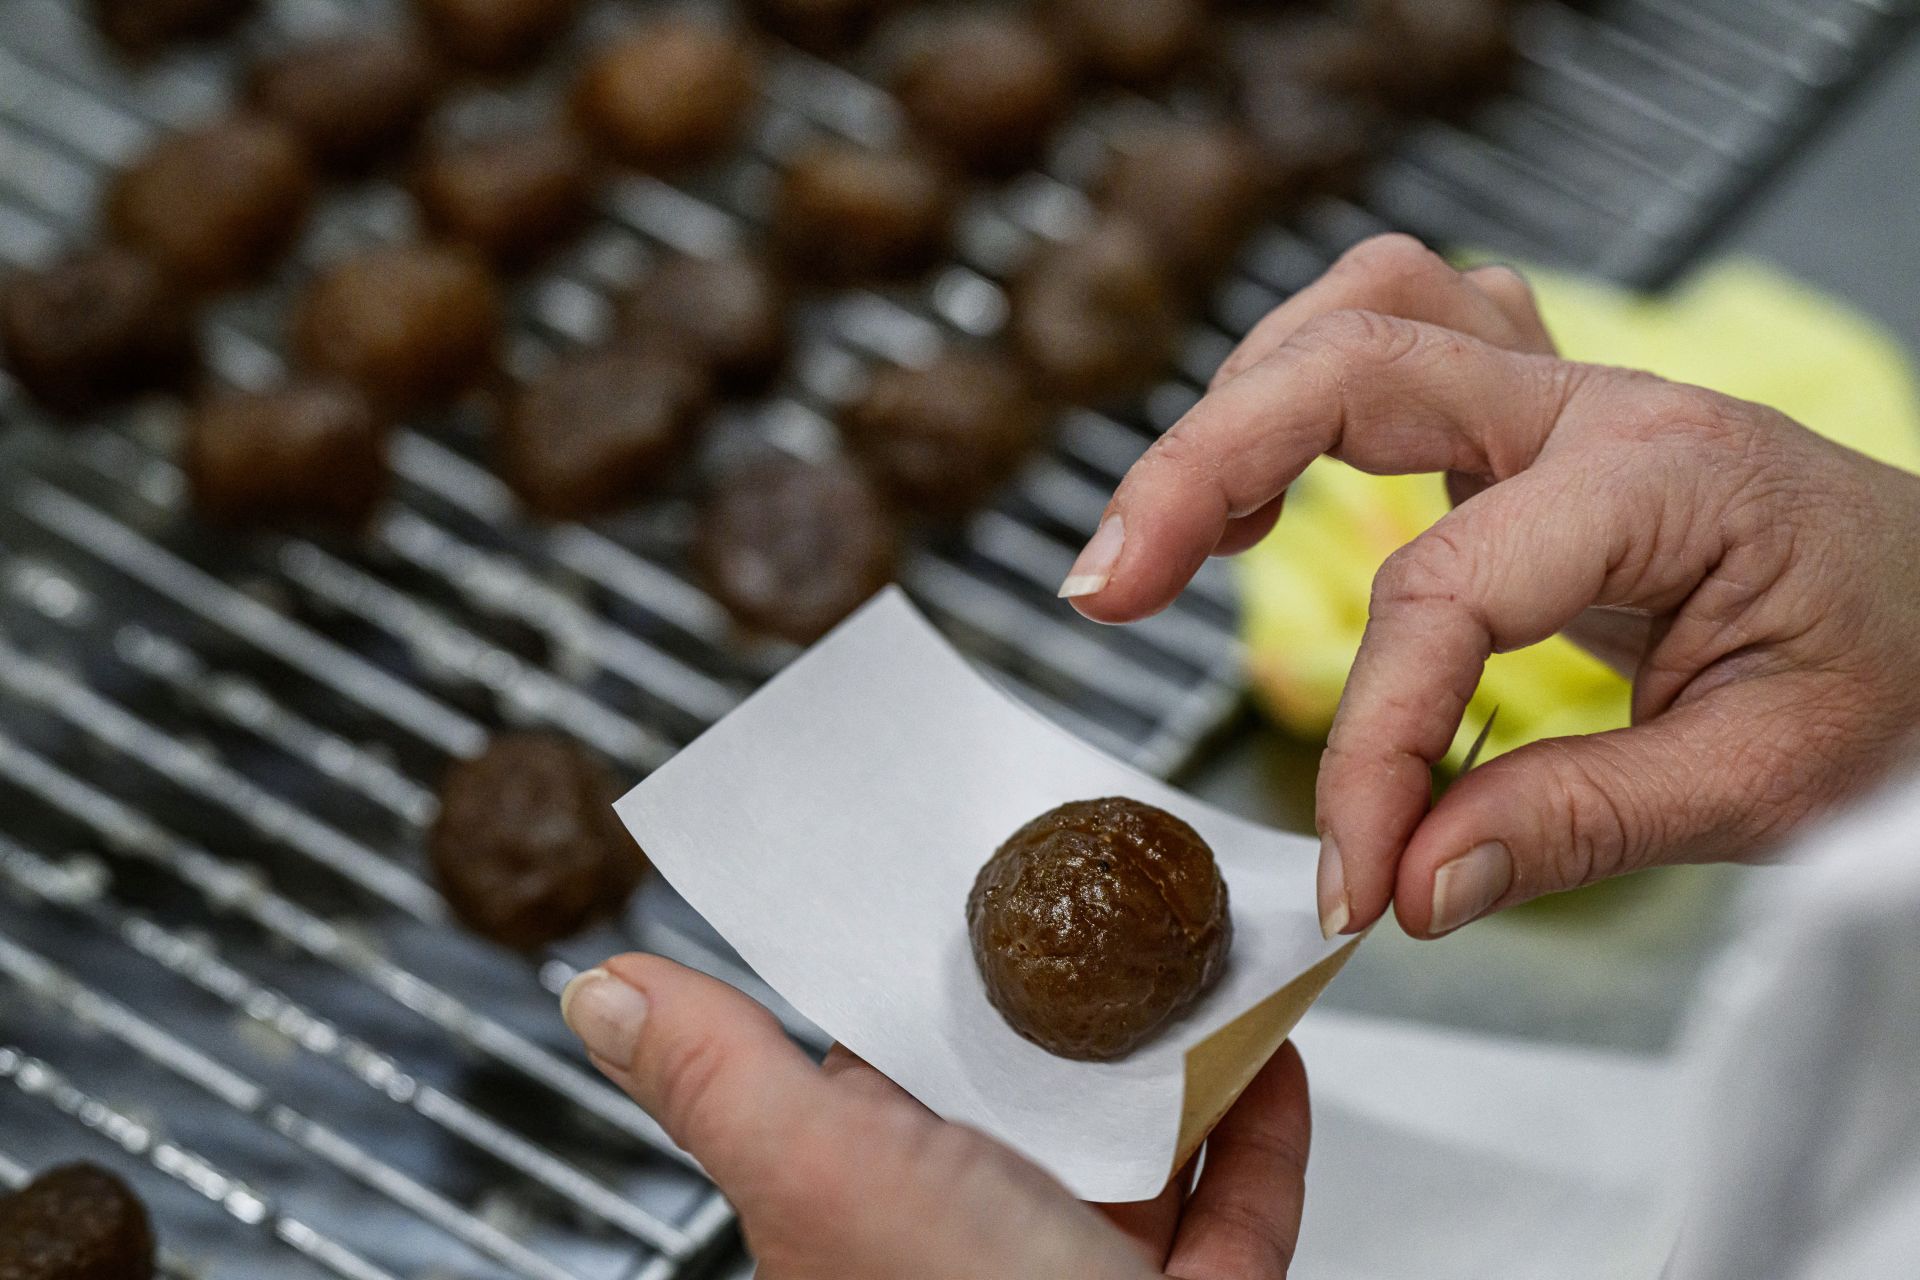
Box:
561;955;1311;1280
1058;234;1920;939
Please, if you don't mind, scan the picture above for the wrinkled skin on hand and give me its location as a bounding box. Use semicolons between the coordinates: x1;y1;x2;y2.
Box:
1062;233;1920;938
564;955;1311;1280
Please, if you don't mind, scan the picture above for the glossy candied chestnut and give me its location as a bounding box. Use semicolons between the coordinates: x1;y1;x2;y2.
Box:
0;1162;155;1280
499;347;710;520
185;379;388;530
770;141;956;284
967;797;1231;1061
1008;217;1179;407
571;18;760;173
615;252;788;395
890;12;1072;176
1;246;197;417
411;125;597;268
104;115;316;294
842;349;1048;517
428;731;645;950
247;30;443;173
291;244;502;413
694;453;896;644
410;0;581;75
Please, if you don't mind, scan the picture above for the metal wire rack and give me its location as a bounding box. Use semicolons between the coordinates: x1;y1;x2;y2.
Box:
0;0;1910;1276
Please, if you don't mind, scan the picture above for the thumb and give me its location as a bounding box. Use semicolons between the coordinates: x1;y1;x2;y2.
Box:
1393;676;1835;937
562;953;826;1193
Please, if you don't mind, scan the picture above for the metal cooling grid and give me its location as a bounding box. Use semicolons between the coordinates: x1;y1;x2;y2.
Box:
0;0;1911;1276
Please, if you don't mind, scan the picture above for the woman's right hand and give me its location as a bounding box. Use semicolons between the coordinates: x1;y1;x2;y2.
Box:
1060;234;1920;940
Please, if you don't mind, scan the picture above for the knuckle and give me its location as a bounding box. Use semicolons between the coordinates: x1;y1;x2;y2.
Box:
652;1028;734;1151
1293;306;1411;367
1531;740;1644;887
1144;419;1227;497
1192;1201;1297;1276
1371;529;1472;616
1333;232;1447;290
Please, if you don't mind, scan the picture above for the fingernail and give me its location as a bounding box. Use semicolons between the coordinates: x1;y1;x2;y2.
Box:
1316;835;1350;939
1429;841;1513;935
561;968;650;1066
1058;514;1124;599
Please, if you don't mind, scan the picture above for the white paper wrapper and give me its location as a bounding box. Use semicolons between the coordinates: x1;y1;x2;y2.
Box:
616;589;1357;1202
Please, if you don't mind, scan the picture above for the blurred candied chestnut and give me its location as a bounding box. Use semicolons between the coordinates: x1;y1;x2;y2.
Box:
429;731;644;950
90;0;256;58
412;125;597;269
185;380;388;530
1225;14;1393;105
104;115;316;294
1235;76;1388;205
843;350;1049;518
1099;124;1268;281
1047;0;1201;89
770;141;956;284
1357;0;1516;114
411;0;581;75
1009;218;1179;407
0;1162;155;1280
499;347;710;520
1;246;197;417
743;0;895;55
615;252;789;395
247;31;443;173
694;453;896;644
291;244;502;413
571;18;760;173
890;13;1071;177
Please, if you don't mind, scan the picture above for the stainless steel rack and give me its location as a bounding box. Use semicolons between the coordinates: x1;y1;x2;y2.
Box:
0;0;1909;1276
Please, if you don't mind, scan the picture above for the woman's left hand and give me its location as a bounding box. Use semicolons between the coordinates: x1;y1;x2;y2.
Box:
562;954;1311;1280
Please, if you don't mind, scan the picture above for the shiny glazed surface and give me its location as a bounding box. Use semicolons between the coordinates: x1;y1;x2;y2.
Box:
967;796;1231;1061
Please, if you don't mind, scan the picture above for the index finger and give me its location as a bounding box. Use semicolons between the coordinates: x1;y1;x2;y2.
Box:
1212;235;1554;391
1060;311;1578;622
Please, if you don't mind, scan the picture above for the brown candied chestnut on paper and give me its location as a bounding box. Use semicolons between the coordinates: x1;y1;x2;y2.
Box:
290;244;502;413
185;380;388;531
571;18;760;173
104;116;316;294
411;126;598;269
615;252;790;395
0;246;197;417
429;731;645;950
411;0;581;75
967;797;1231;1061
499;347;711;520
1008;217;1180;407
0;1161;155;1280
842;350;1049;518
246;31;444;174
694;454;897;645
890;12;1072;177
770;142;956;285
91;0;256;58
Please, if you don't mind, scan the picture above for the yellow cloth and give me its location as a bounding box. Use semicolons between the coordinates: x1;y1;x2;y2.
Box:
1237;259;1920;764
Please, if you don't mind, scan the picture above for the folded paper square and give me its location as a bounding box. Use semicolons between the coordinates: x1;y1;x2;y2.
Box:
616;588;1357;1201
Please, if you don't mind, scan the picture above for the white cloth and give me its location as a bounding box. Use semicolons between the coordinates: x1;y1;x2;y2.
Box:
1662;773;1920;1280
1292;772;1920;1279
